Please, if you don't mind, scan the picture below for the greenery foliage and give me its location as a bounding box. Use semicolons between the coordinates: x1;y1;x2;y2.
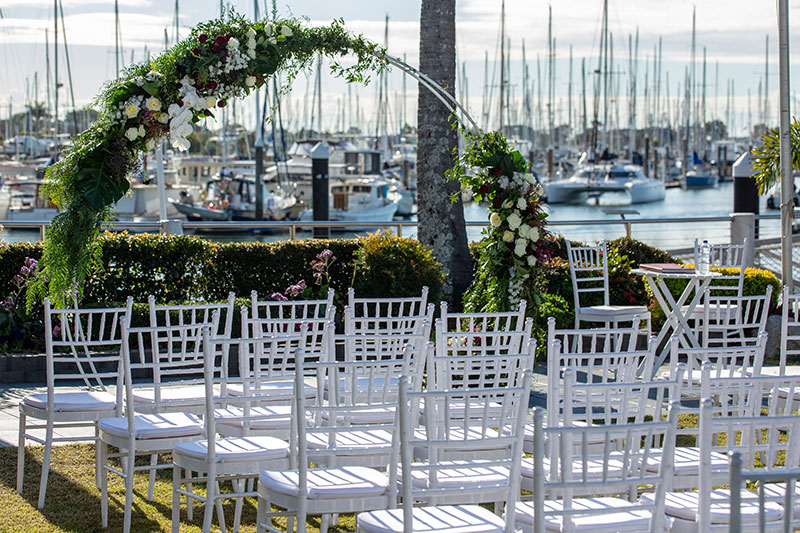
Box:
32;10;386;308
351;230;445;302
750;118;800;195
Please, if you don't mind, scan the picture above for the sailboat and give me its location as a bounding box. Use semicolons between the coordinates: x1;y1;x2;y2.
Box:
681;6;718;189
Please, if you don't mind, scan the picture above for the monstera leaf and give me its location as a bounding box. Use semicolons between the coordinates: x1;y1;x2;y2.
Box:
76;166;130;209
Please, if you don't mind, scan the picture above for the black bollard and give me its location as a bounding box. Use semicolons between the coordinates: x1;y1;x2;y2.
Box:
311;142;330;239
255;136;264;221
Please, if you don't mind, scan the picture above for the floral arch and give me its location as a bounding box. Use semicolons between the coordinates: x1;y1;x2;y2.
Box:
31;10;549;310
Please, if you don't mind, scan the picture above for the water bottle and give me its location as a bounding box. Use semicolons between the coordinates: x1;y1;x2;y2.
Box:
698;240;711;275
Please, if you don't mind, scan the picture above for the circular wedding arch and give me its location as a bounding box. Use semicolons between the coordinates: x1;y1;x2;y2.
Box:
32;10;547;312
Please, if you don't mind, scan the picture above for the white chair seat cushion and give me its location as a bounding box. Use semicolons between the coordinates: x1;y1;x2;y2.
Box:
227;380;316;399
642;489;783;524
644;447;729;475
174;436;289;462
320;406;396;425
579;305;649;317
98;412;202;439
259;465;388;499
23;391;116;412
421;400;505;420
684;303;740;316
131;385;206;405
761;483;800;512
358;504;506;533
521;456;625;480
414;427;500;442
306;429;394;451
515;497;659;532
215;405;292;430
407;461;510;489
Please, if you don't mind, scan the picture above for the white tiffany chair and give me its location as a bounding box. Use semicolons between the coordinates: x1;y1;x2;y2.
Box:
700;287;772;350
668;333;767;395
692;238;747;299
729;453;800;532
98;318;214;533
347;286;429;319
779;285;800;375
546;316;642;356
515;403;679;533
171;330;293;533
17;296;133;509
439;299;528;336
257;351;417;533
523;367;683;495
652;398;800;531
355;371;532;533
251;287;335;320
546;337;657;431
565;240;651;331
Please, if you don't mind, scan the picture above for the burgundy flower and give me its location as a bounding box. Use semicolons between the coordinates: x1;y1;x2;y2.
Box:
492;197;502;209
177;99;184;107
223;35;231;43
207;81;218;90
491;167;503;176
195;82;204;91
217;100;226;108
192;47;201;56
479;183;489;195
215;35;226;45
198;33;208;43
211;44;221;53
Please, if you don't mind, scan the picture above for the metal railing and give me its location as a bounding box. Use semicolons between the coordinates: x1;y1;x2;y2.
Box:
1;211;795;246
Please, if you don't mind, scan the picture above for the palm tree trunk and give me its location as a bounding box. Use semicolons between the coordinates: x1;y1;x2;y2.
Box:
416;0;472;304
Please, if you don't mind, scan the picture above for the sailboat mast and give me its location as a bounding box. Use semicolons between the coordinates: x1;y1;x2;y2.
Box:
547;4;553;147
53;0;58;155
702;46;707;157
602;0;609;149
568;46;573;138
764;34;769;127
174;0;180;44
499;0;505;133
690;5;697;154
582;57;587;150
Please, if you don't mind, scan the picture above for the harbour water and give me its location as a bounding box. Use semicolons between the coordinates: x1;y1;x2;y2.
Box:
0;181;776;252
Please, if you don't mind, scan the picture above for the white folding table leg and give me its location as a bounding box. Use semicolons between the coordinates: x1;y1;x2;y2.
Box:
37;420;54;509
16;413;25;494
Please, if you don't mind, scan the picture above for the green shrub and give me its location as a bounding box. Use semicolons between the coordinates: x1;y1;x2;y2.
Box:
607;237;679;266
352;231;444;303
529;292;574;359
208;239;360;302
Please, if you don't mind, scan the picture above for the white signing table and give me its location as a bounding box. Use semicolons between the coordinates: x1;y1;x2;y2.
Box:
631;266;721;377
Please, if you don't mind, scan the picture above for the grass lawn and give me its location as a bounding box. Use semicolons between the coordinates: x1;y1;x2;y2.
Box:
0;444;355;532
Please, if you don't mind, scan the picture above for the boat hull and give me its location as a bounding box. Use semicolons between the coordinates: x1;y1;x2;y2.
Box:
169;199;233;221
683;173;718;189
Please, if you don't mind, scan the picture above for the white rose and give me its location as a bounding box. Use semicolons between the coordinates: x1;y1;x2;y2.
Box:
514;243;527;257
517;197;527;210
156;112;170;124
264;23;274;36
515;238;527;248
248;37;256;50
138;125;146;137
125;127;139;141
518;224;530;238
145;138;157;151
528;256;537;266
502;231;514;242
124;104;139;118
507;212;522;230
205;97;217;109
247;28;256;38
145;97;162;112
245;76;256;87
247;49;256;59
281;25;293;37
489;213;502;227
268;36;277;45
528;227;540;242
228;37;239;49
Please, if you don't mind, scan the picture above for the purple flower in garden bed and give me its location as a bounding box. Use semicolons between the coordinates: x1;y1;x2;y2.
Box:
269;292;288;302
2;296;14;310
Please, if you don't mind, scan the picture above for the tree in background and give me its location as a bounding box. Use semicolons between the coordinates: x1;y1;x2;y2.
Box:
416;0;472;304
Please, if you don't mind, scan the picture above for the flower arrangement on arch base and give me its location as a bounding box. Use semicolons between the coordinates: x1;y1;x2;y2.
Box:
448;130;552;312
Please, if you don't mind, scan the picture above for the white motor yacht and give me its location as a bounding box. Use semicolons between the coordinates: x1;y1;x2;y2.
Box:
545;164;665;204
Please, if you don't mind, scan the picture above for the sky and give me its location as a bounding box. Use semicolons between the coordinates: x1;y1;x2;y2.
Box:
1;0;799;137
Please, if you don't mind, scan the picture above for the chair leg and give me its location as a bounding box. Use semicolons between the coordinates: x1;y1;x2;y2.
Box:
202;466;217;533
147;453;158;501
123;442;136;533
233;478;244;532
37;420;54;509
185;468;194;521
215;481;227;533
320;514;330;533
172;462;181;533
16;413;26;494
94;424;102;489
256;494;268;533
100;441;109;528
